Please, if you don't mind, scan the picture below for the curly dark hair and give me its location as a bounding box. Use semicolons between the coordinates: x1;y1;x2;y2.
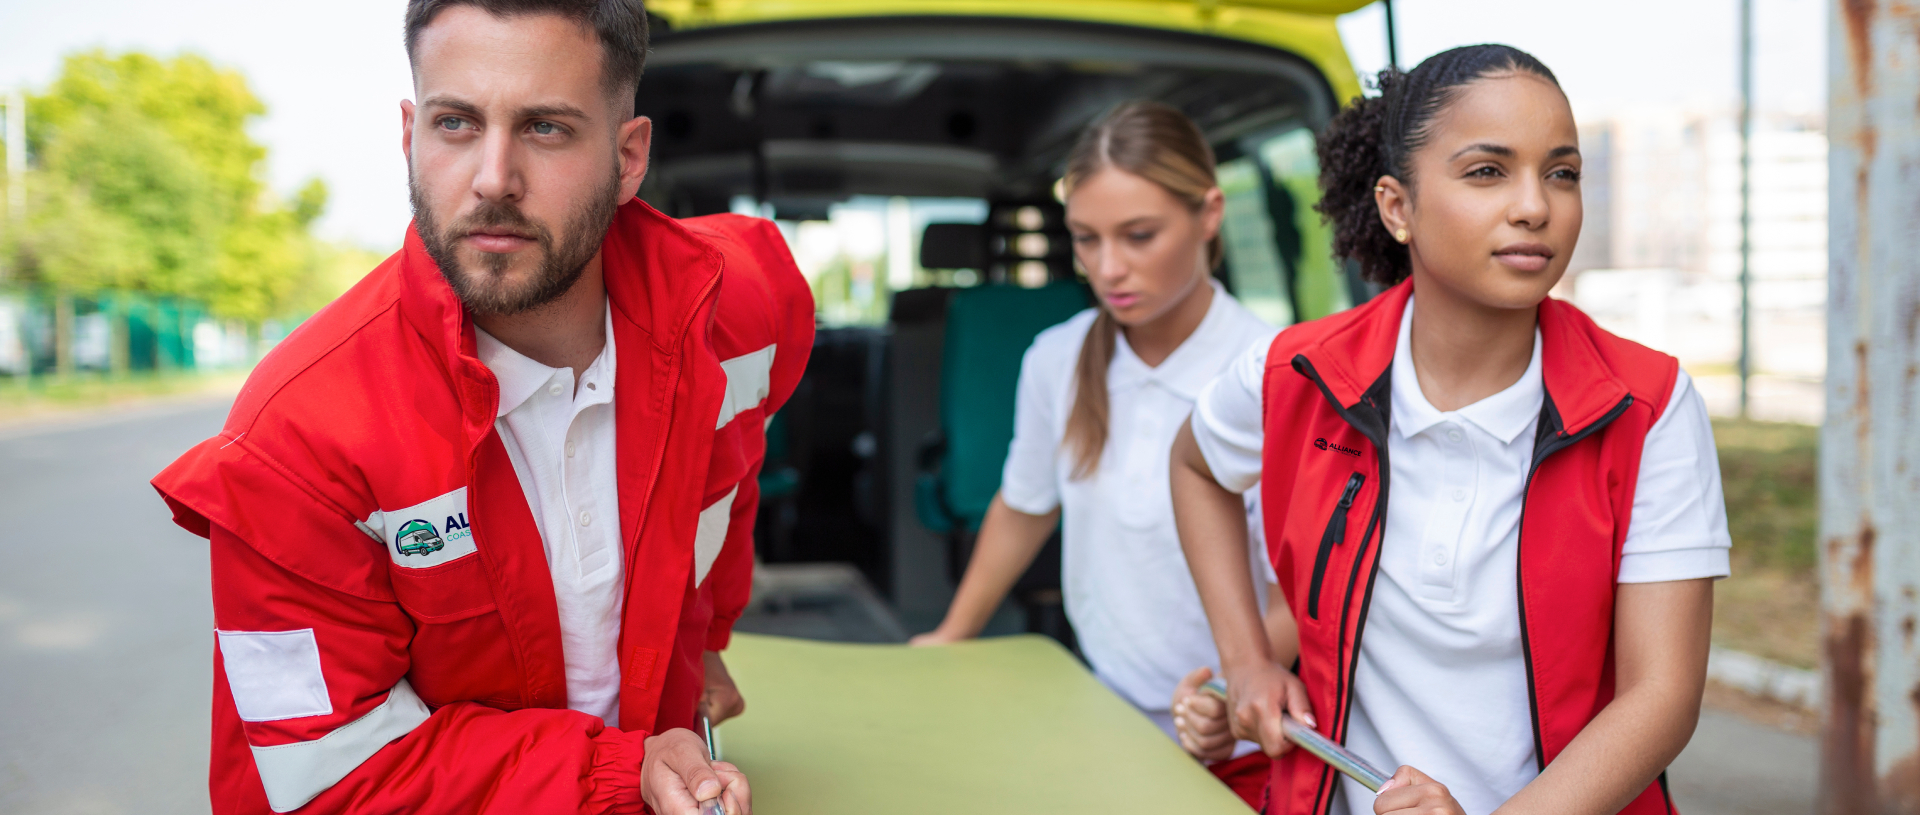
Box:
1315;45;1561;285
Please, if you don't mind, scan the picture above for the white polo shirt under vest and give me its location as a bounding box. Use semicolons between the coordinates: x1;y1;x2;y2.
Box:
477;307;624;727
1190;298;1731;815
998;281;1278;755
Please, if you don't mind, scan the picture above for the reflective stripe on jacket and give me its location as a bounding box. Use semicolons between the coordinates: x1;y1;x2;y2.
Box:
152;200;814;814
1258;282;1680;815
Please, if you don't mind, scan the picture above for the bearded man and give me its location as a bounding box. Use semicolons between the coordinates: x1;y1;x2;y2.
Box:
152;2;812;813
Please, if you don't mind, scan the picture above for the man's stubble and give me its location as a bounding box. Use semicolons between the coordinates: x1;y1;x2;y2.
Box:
410;163;623;317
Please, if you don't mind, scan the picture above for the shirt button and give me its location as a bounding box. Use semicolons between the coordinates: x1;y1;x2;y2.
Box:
1452;488;1467;502
1446;428;1463;443
566;441;576;458
1433;550;1449;566
549;383;564;397
578;510;591;527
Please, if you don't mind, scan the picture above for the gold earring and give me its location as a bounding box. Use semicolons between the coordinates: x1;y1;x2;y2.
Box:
1394;228;1409;243
1374;185;1386;194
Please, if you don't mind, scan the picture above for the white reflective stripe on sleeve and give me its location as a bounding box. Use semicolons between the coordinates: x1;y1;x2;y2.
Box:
251;678;432;813
693;486;739;586
218;629;332;722
354;510;385;543
715;344;776;429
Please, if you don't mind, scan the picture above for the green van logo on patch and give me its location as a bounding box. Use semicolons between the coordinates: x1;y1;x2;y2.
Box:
395;519;445;557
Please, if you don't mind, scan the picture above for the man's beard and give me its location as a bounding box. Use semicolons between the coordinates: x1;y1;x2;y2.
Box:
410;168;622;317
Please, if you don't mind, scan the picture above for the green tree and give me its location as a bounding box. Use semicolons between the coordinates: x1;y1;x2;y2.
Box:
8;50;331;370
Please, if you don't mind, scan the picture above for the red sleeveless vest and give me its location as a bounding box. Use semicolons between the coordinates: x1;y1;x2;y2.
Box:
1257;282;1681;815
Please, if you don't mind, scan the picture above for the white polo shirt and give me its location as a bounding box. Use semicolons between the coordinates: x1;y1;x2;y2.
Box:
999;282;1278;753
1190;299;1730;815
477;308;625;727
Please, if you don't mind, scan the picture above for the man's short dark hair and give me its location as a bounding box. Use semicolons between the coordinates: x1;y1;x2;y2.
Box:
404;0;649;102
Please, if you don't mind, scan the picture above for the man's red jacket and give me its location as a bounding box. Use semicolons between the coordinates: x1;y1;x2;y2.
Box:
152;200;814;814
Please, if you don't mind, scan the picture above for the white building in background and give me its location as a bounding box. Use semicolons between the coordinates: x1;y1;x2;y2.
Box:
1564;108;1827;422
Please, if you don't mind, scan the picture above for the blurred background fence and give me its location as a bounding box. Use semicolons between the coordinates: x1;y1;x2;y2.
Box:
0;287;283;377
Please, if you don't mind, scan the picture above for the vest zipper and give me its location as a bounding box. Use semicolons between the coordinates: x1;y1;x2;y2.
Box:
1515;394;1634;772
1306;472;1365;620
1288;354;1392;815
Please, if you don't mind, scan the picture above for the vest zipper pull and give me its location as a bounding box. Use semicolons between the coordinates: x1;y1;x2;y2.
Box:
1307;472;1367;619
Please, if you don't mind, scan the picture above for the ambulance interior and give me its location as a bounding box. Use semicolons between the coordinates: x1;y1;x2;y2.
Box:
633;14;1369;643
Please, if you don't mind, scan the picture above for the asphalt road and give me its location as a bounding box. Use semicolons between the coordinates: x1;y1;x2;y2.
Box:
0;400;227;815
0;399;1818;815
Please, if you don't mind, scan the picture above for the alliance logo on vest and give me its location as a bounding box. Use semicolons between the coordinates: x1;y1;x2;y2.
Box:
1314;438;1363;457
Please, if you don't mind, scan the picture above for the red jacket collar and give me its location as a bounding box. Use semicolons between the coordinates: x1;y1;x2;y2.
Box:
393;199;727;445
1295;280;1632;437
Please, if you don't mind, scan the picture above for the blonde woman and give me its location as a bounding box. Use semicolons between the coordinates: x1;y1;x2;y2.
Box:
909;101;1279;806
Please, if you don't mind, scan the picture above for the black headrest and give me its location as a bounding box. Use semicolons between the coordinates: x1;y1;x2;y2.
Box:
919;223;987;270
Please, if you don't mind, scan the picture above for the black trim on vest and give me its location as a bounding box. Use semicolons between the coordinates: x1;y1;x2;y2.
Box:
1290;355;1392;815
1515;390;1633;772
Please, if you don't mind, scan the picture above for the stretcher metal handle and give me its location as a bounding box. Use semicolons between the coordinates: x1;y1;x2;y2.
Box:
699;714;726;815
1199;678;1391;792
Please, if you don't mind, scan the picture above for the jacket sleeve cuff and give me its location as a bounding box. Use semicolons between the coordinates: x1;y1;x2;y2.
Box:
587;728;650;815
706;614;738;651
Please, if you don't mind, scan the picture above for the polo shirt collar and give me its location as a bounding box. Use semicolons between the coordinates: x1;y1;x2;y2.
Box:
476;305;616;419
1110;279;1236;400
1390;296;1544;445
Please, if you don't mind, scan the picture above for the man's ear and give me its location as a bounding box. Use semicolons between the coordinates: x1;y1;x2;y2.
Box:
401;99;417;164
617;115;652;200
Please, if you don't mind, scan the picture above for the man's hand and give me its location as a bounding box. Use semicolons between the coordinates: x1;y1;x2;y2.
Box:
700;650;745;726
1221;659;1315;758
1374;765;1464;815
1172;667;1236;761
641;729;751;815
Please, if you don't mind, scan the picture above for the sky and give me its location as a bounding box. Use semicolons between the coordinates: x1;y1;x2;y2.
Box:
0;0;1826;250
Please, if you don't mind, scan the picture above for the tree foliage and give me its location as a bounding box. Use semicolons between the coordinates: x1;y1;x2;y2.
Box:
8;50;333;324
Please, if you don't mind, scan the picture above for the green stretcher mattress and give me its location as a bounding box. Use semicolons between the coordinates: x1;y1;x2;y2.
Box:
716;633;1255;814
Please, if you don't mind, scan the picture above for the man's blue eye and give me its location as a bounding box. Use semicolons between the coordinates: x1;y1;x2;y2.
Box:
532;122;558;136
438;117;466;131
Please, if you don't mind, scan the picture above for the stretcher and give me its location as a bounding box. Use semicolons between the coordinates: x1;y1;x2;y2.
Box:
716;633;1253;814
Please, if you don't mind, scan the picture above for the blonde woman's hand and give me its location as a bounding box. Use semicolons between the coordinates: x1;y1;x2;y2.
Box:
907;625;969;646
1222;659;1315;758
1172;667;1236;761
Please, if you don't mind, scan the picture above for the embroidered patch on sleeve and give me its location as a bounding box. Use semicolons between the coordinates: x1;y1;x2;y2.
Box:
368;488;478;569
217;628;333;722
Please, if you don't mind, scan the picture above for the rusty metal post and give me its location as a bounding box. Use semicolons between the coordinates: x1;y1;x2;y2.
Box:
1823;1;1920;812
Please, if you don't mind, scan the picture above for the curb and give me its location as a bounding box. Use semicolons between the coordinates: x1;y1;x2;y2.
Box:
1708;646;1820;710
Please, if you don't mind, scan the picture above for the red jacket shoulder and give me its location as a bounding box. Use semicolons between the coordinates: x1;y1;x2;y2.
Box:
682;213;815;414
155;253;462;585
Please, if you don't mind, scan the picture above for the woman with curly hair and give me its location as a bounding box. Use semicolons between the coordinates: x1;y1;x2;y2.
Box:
1169;45;1728;815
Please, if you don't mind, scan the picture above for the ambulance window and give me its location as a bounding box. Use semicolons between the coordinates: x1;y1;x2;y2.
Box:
758;195;989;328
1213;127;1356;328
1257;128;1352;321
1217;157;1295;327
